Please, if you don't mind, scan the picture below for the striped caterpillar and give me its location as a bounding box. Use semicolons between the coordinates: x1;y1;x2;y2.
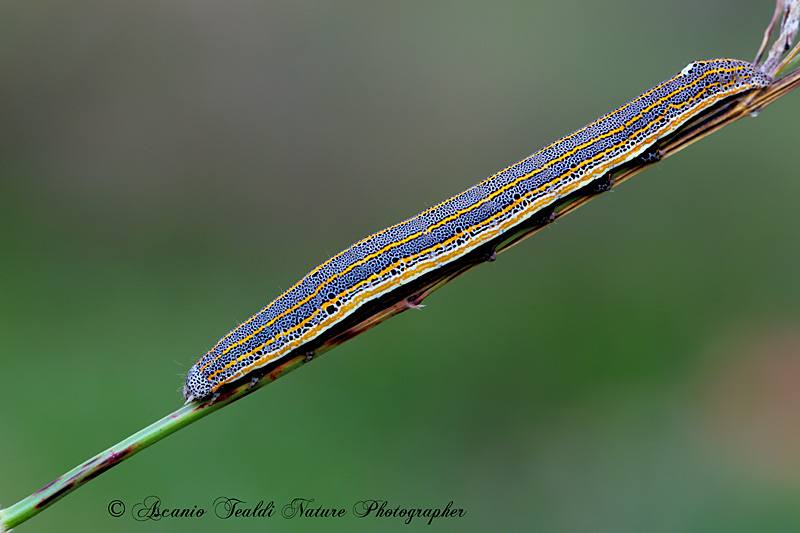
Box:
183;59;771;401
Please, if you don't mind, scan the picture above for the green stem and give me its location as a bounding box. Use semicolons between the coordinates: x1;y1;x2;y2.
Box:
0;351;314;531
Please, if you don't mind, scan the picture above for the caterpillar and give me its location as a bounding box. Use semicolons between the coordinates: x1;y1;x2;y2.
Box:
183;58;771;401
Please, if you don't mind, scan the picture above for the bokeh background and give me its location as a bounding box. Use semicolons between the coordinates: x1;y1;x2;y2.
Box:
2;1;800;531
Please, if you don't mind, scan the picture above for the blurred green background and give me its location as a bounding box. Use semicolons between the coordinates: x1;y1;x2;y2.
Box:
2;1;799;531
